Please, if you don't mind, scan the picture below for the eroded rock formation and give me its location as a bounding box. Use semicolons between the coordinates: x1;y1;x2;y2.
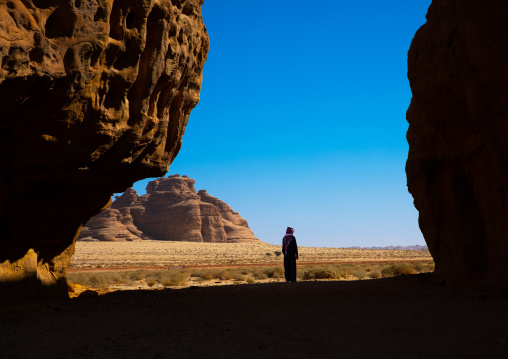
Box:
407;0;508;284
0;0;209;302
197;189;260;243
78;175;260;243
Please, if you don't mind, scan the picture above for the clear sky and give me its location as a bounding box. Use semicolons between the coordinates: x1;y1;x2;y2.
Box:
130;0;433;247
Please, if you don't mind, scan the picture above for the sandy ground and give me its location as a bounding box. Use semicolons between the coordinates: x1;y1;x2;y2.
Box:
70;241;432;268
2;274;508;358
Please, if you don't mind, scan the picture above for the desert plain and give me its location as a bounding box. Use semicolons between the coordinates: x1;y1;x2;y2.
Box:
68;241;434;291
70;240;432;269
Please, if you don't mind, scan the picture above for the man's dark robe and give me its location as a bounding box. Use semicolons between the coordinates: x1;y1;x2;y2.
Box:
282;236;298;282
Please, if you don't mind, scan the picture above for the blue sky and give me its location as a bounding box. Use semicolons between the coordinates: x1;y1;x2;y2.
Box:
130;0;432;247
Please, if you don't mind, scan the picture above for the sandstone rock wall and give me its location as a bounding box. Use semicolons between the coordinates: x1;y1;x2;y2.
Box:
197;189;259;243
79;175;260;243
78;206;155;242
407;0;508;284
0;0;208;302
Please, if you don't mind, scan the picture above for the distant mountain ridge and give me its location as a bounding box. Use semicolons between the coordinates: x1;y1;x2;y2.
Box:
348;245;428;251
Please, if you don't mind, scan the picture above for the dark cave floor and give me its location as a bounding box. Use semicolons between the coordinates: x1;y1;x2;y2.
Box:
1;274;508;358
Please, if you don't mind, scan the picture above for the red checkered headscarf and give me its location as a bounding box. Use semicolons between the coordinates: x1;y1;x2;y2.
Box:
283;227;295;253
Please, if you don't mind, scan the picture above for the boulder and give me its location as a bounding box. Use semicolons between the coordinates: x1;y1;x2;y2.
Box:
407;0;508;283
79;175;260;243
0;0;209;302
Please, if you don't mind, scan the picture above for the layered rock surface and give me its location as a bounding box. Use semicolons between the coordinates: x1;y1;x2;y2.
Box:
407;0;508;283
0;0;209;302
79;175;260;243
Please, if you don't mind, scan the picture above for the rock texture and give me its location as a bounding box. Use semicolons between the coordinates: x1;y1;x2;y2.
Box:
406;0;508;284
79;175;260;243
0;0;209;302
197;189;260;243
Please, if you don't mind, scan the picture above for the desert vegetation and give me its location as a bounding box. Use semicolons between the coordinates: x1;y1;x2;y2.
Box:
68;261;435;292
68;241;434;296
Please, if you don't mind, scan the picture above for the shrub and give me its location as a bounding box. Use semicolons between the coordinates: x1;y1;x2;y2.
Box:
160;271;189;287
67;273;89;287
219;270;235;280
246;277;255;284
263;267;284;278
230;271;247;281
412;262;424;272
250;267;269;279
302;267;337;280
129;270;149;281
368;271;381;279
301;270;312;280
88;274;108;288
336;271;348;279
197;269;216;280
382;263;418;277
147;271;162;281
424;262;435;272
315;269;337;279
274;251;282;257
352;269;367;279
240;268;250;275
108;273;123;284
68;272;131;289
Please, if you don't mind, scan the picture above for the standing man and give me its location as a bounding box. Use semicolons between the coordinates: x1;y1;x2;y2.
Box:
282;227;298;282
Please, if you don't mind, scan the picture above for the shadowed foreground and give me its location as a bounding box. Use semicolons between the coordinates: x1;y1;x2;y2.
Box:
1;275;508;358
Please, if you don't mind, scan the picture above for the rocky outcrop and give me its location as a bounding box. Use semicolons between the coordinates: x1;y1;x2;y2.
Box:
79;175;260;243
78;207;154;242
406;0;508;284
0;0;209;302
197;189;260;243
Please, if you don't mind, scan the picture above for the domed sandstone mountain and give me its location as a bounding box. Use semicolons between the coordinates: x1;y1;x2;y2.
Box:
0;0;209;302
78;175;260;243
